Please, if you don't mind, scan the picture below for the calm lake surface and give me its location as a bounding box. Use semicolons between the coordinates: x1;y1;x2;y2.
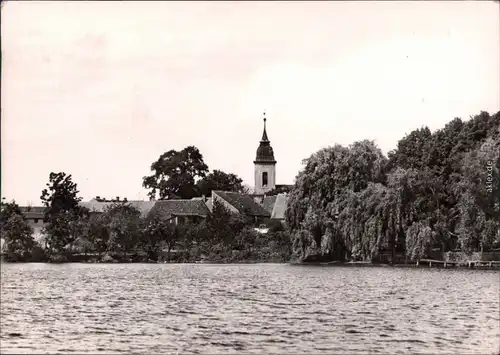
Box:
1;263;499;354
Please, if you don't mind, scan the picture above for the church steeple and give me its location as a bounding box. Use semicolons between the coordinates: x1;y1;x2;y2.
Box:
261;113;269;142
254;111;276;195
254;112;276;164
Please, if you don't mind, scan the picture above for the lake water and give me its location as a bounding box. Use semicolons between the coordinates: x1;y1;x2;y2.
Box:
1;263;499;354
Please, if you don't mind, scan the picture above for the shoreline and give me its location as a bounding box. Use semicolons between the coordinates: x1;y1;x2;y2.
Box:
2;259;499;270
289;260;500;270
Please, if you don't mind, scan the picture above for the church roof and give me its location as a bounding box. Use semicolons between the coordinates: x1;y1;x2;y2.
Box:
254;116;276;164
262;195;277;213
271;193;288;220
213;191;271;217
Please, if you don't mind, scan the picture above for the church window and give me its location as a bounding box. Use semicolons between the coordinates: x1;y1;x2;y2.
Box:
262;172;268;186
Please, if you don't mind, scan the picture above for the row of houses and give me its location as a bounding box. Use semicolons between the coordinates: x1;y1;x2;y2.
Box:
9;115;291;241
14;190;288;242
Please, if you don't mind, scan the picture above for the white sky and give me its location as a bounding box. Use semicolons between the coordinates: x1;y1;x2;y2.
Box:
2;1;499;205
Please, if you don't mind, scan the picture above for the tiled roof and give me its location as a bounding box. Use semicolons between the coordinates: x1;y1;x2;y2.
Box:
79;200;116;213
79;200;156;217
205;198;213;212
262;195;277;213
19;206;45;213
213;191;270;217
148;199;210;220
125;201;157;217
18;206;45;219
271;193;288;220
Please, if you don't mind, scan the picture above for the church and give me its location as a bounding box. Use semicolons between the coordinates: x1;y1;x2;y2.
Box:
208;114;291;224
81;114;291;226
14;115;290;238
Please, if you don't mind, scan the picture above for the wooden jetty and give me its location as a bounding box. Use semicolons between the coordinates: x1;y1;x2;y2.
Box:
417;259;500;269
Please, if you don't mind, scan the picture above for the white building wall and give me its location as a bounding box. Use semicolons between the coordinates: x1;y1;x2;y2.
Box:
254;163;276;195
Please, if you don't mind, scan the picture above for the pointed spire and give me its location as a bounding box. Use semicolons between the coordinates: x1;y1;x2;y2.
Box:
254;110;276;164
261;111;269;142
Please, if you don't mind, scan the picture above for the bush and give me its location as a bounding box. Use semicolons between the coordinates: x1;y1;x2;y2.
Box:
30;246;47;262
48;254;68;263
100;253;117;263
267;219;285;233
233;227;258;250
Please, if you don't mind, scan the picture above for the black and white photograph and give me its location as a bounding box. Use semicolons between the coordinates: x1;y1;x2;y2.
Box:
1;1;499;354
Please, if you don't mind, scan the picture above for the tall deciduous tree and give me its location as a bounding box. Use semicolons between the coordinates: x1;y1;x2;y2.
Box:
143;146;209;200
40;172;84;254
41;172;83;216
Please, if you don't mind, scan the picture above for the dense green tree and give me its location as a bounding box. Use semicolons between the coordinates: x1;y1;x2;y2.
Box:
455;137;500;252
205;199;233;243
233;227;258;251
40;172;85;254
204;199;253;246
142;214;181;261
265;185;293;196
387;126;432;171
85;213;110;255
41;172;83;216
41;211;79;254
286;110;499;262
197;169;245;196
143;146;209;200
2;214;36;261
0;199;24;228
104;204;143;257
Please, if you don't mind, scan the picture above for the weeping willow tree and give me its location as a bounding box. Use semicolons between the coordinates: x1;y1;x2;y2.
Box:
286;111;500;262
286;140;392;261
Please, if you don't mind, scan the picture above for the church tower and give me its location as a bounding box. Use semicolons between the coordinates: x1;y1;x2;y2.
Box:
254;113;276;195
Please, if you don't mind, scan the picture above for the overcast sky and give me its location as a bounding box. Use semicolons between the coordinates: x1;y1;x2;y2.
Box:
2;1;499;205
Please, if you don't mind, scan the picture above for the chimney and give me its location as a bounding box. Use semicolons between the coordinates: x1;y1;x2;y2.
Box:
202;194;206;202
116;196;120;202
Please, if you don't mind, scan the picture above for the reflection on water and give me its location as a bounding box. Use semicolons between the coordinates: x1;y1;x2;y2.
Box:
1;263;499;354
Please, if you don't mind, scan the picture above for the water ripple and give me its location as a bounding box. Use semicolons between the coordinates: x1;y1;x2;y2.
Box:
1;263;499;354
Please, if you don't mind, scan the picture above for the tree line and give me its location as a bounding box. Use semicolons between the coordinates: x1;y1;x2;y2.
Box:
1;110;498;263
286;111;500;262
0;163;288;262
